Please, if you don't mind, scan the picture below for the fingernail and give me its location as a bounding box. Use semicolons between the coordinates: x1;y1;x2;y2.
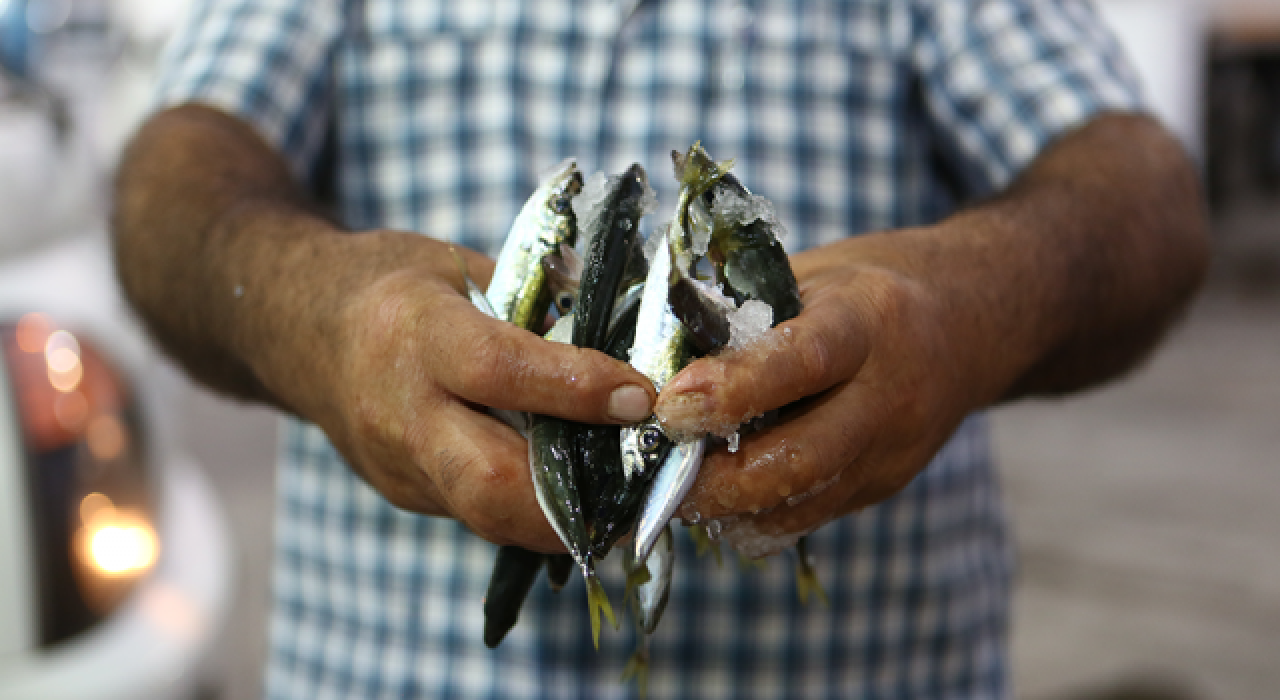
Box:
607;384;652;422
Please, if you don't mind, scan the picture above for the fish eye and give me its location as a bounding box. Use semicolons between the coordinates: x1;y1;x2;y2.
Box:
639;426;662;452
551;196;572;214
556;291;575;313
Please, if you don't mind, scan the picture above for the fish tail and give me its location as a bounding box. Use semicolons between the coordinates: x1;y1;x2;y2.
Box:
620;646;651;699
794;546;829;607
586;574;617;649
687;525;723;567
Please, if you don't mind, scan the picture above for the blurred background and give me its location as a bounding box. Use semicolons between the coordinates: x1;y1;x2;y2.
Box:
0;0;1275;698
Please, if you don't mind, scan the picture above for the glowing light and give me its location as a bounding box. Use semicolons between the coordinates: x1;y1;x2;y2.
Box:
80;496;158;577
45;330;82;392
90;523;157;574
87;414;127;460
15;313;53;353
80;492;112;524
53;391;89;432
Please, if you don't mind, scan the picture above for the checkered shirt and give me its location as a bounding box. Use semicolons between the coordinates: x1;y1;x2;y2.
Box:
156;1;1143;697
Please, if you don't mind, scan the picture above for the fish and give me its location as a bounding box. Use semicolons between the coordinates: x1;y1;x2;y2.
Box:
528;164;653;648
690;172;802;321
486;158;584;330
473;161;583;650
793;536;828;606
627;524;675;635
620;525;675;699
670;150;825;605
626;144;734;563
482;545;544;648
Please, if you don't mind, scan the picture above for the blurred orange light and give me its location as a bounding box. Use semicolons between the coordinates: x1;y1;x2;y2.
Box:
45;330;83;392
90;523;157;575
15;313;53;353
79;495;158;577
87;413;127;460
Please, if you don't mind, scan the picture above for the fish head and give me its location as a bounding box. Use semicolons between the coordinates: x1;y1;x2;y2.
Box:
620;417;671;481
539;158;585;216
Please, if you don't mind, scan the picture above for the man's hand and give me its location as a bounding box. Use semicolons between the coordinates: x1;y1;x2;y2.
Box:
301;233;657;551
656;114;1209;551
113;105;656;552
657;237;975;547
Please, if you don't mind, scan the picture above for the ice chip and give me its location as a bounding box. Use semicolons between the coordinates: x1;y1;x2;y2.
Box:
711;191;789;246
706;519;724;540
573;171;608;222
639;178;660;217
727;300;773;351
643;222;669;263
572;171;611;252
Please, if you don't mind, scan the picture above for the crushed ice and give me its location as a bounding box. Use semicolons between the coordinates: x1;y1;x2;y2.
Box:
642;222;669;264
711;190;789;246
571;171;612;253
727;299;773;351
638;178;660;217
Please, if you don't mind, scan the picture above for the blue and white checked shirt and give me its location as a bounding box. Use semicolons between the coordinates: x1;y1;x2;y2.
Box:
157;1;1142;697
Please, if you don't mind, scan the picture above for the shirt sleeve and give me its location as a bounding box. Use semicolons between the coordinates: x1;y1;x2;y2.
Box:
154;0;345;179
911;0;1146;195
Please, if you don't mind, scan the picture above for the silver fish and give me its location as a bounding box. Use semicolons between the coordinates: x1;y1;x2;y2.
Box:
486;158;583;331
625;145;733;563
633;438;706;563
628;524;675;634
619;231;690;481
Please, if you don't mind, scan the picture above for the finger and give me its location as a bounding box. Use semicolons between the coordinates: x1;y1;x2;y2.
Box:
436;294;656;422
716;473;860;557
654;284;872;438
677;377;881;522
355;267;654;423
420;400;566;552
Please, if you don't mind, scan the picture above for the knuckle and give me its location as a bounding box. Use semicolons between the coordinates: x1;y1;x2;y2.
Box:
855;268;911;326
789;328;833;389
458;328;521;395
350;393;399;447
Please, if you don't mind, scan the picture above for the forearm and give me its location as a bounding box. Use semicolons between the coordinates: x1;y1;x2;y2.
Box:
112;104;321;406
821;113;1209;406
112;105;473;421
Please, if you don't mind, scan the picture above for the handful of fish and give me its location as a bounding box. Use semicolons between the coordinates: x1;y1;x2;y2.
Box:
465;146;828;686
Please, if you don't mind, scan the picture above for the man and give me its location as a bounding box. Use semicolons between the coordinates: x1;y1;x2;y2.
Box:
113;0;1208;697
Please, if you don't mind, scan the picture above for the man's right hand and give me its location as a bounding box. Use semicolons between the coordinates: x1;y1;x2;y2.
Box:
307;233;656;551
113;105;655;553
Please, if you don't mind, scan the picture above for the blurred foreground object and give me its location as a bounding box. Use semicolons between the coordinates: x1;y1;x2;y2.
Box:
0;238;233;700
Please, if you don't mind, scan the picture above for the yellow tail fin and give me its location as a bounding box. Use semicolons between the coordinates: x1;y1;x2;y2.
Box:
586;575;617;649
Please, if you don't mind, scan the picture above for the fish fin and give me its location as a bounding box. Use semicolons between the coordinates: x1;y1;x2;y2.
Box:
625;561;652;597
621;648;651;699
794;547;829;607
586;575;617;649
737;553;768;571
687;525;723;567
